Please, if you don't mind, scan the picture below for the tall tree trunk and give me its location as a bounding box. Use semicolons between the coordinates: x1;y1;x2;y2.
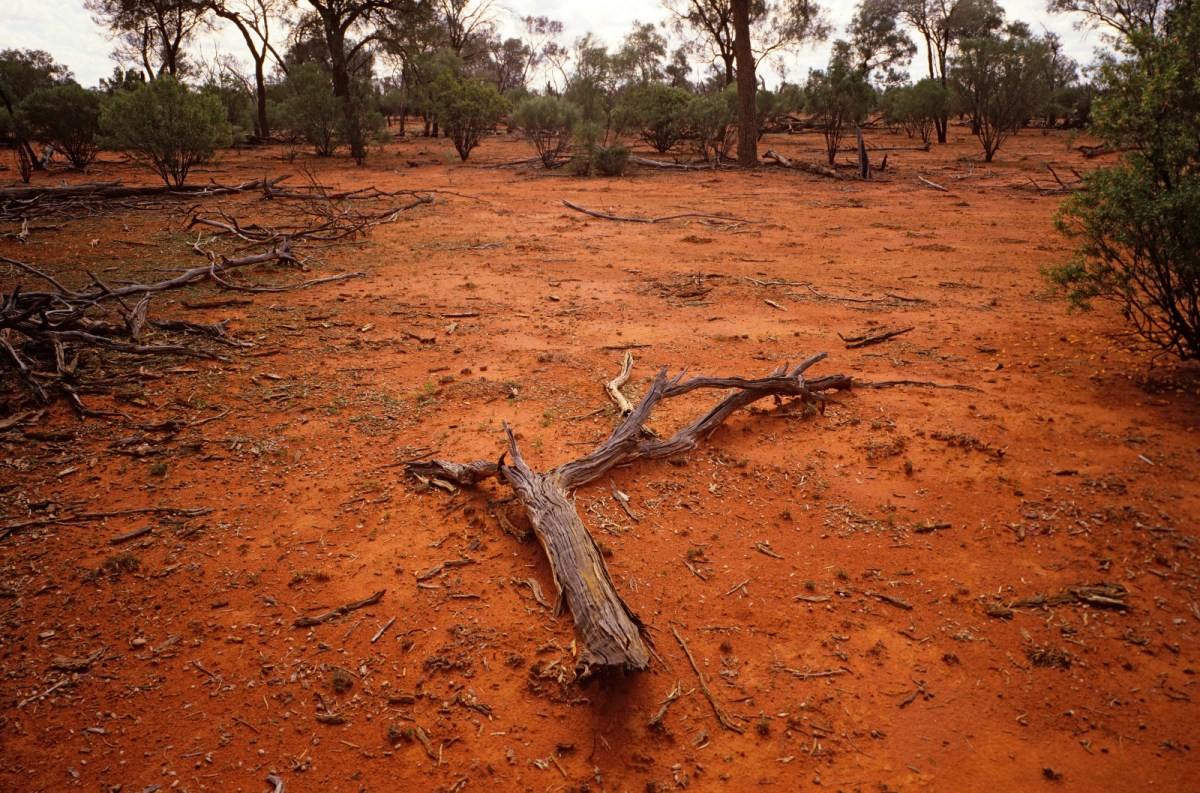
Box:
253;57;269;138
732;0;757;167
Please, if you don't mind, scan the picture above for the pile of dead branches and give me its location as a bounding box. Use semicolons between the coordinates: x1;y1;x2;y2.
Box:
0;178;284;225
1;179;436;415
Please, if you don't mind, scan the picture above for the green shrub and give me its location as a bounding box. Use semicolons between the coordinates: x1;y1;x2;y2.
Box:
509;95;580;167
593;144;630;176
805;56;874;165
101;75;231;186
1049;2;1200;359
272;64;342;156
615;82;691;154
18;83;102;168
429;73;507;162
200;75;255;141
881;79;948;144
685;89;736;163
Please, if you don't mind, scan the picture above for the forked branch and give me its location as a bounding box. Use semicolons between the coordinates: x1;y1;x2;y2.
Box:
407;354;852;679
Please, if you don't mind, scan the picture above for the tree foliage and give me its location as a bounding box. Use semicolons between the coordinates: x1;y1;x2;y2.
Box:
615;81;692;153
846;0;917;86
17;84;103;168
429;71;506;161
951;25;1047;161
805;52;874;165
893;0;1005;141
1050;0;1200;360
101;74;232;185
85;0;206;78
0;49;73;169
666;0;829;85
881;77;948;143
272;63;343;155
684;87;737;162
509;95;579;167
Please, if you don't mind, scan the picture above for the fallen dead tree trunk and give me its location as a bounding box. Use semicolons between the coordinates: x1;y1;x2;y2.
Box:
628;156;718;171
0;177;283;204
560;199;750;225
761;149;844;180
407;353;853;679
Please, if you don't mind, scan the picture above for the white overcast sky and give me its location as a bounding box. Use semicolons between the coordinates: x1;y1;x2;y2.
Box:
0;0;1106;89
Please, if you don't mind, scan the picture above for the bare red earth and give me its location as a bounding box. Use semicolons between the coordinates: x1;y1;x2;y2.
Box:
2;127;1199;793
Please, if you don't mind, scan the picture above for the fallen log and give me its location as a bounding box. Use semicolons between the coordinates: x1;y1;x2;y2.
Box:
0;177;282;204
560;199;750;225
408;354;853;679
628;155;718;171
761;150;844;180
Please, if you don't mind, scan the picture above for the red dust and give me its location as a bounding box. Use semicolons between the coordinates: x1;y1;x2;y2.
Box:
1;126;1198;792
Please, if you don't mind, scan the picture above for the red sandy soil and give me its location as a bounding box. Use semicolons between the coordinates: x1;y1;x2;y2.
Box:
1;126;1199;793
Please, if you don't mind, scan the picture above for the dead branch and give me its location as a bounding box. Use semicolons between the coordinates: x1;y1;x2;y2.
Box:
855;379;982;392
1;505;212;542
293;589;386;628
628;156;717;171
916;174;949;192
606;351;634;416
1010;583;1128;610
648;681;685;729
407;354;853;678
672;624;743;733
2;170;431;414
0;177;282;204
560;199;749;225
871;142;931;152
839;326;914;349
761;150;843;180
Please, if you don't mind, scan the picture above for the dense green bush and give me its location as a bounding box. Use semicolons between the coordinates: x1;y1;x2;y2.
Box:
429;73;507;162
1049;3;1200;359
272;64;343;156
684;89;736;163
18;83;102;168
881;79;949;145
593;144;630;176
200;75;256;141
615;82;691;153
509;95;580;168
101;75;231;186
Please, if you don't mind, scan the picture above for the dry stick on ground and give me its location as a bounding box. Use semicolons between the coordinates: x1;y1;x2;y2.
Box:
1;245;356;410
916;173;949;192
1009;583;1129;610
560;199;750;225
761;150;843;180
293;589;386;628
3;178;425;411
0;177;283;205
627;156;717;171
804;284;920;305
407;353;852;678
856;379;982;392
606;350;635;416
0;505;212;541
839;326;914;349
671;624;744;733
648;680;686;730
